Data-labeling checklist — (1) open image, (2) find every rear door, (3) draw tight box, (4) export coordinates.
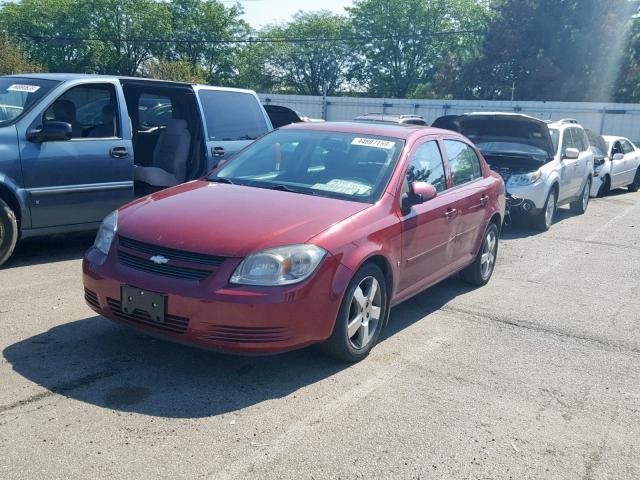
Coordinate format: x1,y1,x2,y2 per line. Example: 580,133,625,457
18,80,134,228
195,87,272,170
398,137,458,294
442,139,492,264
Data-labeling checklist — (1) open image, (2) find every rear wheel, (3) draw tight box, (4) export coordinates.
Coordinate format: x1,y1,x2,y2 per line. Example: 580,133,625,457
460,222,499,286
629,168,640,192
533,189,556,231
570,178,591,215
322,263,388,363
0,198,18,267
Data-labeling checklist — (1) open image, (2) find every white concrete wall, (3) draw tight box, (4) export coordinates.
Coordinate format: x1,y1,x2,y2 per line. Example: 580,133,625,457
259,93,640,142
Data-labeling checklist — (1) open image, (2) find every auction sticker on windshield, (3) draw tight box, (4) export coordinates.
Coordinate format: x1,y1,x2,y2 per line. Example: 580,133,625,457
7,84,41,93
312,179,372,196
351,137,395,150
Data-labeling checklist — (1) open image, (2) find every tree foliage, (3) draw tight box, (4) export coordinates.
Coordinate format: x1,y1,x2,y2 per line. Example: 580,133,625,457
0,33,42,74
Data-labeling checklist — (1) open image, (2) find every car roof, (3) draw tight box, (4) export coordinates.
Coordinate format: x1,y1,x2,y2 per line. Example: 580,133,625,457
280,121,454,140
459,112,543,122
602,135,628,142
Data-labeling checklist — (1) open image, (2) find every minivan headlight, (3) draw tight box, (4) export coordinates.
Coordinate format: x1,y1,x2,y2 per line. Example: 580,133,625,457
508,170,542,186
230,244,326,286
94,210,118,255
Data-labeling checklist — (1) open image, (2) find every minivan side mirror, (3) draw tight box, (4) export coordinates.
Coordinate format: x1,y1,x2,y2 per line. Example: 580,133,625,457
612,153,625,161
27,121,72,143
402,181,437,212
563,147,580,160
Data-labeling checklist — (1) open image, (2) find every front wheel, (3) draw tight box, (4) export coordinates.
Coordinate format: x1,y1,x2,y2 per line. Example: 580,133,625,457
629,168,640,192
322,263,388,363
0,198,18,267
532,189,556,231
570,178,591,215
460,222,499,286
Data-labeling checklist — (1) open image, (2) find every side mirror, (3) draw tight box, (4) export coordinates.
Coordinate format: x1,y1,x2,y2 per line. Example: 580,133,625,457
27,121,72,143
402,181,437,212
563,147,579,160
612,153,624,161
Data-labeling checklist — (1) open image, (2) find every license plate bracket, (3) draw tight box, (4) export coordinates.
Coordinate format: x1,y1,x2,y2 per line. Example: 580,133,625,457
120,285,166,323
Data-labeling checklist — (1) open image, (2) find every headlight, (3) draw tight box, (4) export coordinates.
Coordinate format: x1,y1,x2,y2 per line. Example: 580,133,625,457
230,244,326,286
508,170,542,187
94,210,117,255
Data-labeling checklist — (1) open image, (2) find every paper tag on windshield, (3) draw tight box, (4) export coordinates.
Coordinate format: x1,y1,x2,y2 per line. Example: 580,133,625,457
312,179,372,196
7,84,40,93
351,137,395,150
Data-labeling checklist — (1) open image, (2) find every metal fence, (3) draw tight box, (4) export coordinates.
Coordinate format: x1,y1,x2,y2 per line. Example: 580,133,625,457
258,93,640,142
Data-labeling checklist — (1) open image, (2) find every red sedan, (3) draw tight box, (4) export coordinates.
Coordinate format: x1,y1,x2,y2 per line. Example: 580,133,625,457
83,122,505,362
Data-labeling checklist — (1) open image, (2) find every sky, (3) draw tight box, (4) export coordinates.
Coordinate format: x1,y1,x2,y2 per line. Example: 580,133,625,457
234,0,354,28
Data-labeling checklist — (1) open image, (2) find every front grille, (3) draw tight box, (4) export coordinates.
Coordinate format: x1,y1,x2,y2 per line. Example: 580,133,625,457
119,250,212,281
107,298,189,334
84,288,100,309
204,325,290,344
119,236,225,266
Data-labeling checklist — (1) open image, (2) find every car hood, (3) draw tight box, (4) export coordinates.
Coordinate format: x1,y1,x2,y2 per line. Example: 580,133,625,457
117,180,370,257
436,114,556,158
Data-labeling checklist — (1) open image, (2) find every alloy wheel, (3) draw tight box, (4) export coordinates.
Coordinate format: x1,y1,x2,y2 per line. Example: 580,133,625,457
545,192,556,229
480,229,497,280
347,276,382,350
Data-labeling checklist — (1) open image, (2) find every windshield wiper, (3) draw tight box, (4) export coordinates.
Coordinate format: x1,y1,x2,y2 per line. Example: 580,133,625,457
207,177,235,184
264,184,318,196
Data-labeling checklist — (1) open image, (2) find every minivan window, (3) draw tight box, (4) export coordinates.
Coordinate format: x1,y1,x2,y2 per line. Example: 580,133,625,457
198,90,268,141
444,140,482,186
0,77,59,126
213,130,403,203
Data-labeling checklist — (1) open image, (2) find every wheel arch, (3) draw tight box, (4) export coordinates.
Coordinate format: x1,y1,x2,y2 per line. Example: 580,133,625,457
0,179,26,228
352,253,395,327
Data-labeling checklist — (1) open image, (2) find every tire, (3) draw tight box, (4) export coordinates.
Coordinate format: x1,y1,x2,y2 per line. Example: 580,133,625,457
598,175,611,197
532,189,556,231
460,222,499,286
570,178,591,215
629,168,640,192
322,263,388,363
0,198,18,267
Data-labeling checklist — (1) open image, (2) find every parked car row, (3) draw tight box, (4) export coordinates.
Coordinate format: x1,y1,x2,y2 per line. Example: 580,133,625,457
2,74,639,363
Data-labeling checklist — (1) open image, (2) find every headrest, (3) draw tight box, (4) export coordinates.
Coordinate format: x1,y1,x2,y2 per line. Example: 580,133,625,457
166,118,188,132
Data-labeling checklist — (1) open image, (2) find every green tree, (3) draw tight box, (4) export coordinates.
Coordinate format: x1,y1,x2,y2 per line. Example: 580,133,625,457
615,15,640,102
347,0,489,98
460,0,638,101
257,11,354,95
144,59,210,83
0,33,43,74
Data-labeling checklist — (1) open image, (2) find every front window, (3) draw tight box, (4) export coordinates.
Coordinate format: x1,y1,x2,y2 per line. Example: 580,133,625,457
212,130,404,203
0,77,59,126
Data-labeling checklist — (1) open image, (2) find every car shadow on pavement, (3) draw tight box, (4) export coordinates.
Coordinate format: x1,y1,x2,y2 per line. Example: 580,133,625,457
501,207,575,240
4,232,94,269
2,278,472,419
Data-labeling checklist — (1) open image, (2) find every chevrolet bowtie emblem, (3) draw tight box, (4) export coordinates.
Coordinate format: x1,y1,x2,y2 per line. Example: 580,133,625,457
150,255,169,265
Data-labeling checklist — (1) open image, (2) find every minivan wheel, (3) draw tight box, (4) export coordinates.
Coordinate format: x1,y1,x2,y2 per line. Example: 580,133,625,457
0,198,18,267
460,222,499,286
570,178,591,215
322,263,388,363
533,189,556,231
629,168,640,192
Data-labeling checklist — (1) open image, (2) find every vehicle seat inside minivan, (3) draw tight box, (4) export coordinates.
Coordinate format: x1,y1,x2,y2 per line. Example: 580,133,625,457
134,118,192,187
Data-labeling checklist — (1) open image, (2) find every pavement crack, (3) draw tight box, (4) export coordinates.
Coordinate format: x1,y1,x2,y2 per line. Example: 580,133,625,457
439,304,640,355
0,368,120,414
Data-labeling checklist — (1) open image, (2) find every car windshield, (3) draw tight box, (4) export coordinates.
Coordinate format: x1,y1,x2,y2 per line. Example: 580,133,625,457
549,128,560,153
0,77,59,126
211,129,404,203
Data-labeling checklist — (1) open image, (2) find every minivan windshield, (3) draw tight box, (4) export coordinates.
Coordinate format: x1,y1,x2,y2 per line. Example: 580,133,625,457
211,130,404,203
0,77,59,126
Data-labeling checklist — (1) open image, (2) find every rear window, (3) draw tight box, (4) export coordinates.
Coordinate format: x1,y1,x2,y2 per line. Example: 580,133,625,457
198,90,268,141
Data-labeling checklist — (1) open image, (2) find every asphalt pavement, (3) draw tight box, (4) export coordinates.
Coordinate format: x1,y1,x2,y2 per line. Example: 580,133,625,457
1,189,639,479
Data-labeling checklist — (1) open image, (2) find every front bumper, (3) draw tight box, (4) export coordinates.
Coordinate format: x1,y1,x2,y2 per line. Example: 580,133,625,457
83,247,353,355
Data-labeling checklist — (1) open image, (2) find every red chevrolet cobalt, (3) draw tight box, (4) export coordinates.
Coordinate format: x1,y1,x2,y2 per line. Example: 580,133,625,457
83,122,505,362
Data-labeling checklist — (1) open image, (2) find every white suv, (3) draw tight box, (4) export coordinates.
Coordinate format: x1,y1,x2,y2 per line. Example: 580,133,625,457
432,114,594,230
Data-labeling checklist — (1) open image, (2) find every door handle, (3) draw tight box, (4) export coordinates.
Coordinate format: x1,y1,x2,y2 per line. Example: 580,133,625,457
445,208,458,220
212,146,225,157
110,146,129,158
480,195,489,207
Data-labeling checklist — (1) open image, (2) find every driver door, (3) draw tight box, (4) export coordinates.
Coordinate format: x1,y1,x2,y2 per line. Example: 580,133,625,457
609,141,627,188
18,81,134,228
